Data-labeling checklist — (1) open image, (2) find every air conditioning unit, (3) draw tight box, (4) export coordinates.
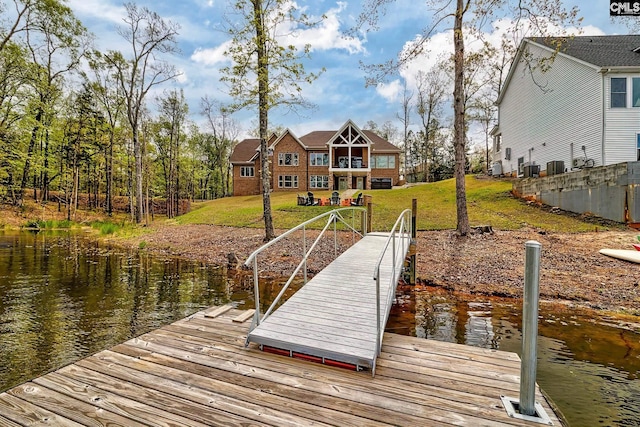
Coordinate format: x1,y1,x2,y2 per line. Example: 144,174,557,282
523,164,540,178
505,147,511,160
546,161,565,176
519,161,528,174
573,158,585,168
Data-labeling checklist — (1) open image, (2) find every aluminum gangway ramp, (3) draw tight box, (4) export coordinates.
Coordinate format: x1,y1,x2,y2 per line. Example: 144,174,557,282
245,209,412,374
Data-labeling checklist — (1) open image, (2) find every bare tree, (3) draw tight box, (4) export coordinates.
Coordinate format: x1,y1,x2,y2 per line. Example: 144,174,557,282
222,0,323,241
200,96,239,197
396,80,412,180
155,89,187,218
356,0,581,235
415,66,447,182
84,51,126,216
106,3,180,223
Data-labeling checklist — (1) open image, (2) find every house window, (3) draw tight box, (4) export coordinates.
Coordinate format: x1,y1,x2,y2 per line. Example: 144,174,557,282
310,175,328,189
633,78,640,107
309,153,328,166
240,166,254,177
278,175,298,188
278,153,299,166
372,155,395,169
611,77,627,108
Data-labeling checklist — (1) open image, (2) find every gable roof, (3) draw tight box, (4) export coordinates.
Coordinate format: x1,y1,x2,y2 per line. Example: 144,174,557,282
230,122,401,163
269,129,306,150
529,35,640,68
299,131,335,148
229,138,260,164
497,35,640,105
298,129,400,152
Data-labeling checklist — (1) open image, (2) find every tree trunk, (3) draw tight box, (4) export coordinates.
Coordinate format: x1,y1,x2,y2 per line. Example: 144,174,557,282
42,128,50,202
106,137,113,216
255,0,275,241
19,108,42,205
133,127,143,223
453,0,470,236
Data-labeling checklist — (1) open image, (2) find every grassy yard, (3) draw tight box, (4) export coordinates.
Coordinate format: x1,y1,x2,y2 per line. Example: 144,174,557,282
175,176,613,233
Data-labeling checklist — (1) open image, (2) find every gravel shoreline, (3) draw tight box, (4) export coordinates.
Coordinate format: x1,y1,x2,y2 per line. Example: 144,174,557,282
117,224,640,315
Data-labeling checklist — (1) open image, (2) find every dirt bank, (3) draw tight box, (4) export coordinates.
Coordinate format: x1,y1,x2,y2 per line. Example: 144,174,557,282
118,223,640,315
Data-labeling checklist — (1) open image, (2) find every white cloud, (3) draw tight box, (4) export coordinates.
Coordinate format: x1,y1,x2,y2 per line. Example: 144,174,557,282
191,40,233,66
67,0,124,24
376,79,403,103
284,2,365,54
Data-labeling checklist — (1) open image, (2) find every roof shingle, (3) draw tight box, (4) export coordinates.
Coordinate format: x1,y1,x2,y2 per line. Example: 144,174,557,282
529,35,640,68
229,139,260,164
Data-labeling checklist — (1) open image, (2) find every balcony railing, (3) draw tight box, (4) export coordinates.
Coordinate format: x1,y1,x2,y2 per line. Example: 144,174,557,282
333,157,367,169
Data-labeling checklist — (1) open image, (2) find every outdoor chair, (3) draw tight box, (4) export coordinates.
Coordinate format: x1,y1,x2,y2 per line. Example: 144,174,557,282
350,193,363,206
330,191,340,205
306,192,319,206
297,194,307,205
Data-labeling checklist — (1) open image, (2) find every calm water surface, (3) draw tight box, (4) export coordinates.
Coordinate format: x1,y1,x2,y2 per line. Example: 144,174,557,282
387,291,640,427
0,231,233,392
1,231,639,426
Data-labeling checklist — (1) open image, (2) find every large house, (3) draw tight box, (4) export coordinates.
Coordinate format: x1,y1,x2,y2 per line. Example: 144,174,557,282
230,120,401,196
492,35,640,177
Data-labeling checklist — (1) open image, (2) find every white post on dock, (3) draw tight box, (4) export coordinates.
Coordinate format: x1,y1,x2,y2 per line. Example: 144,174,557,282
520,240,541,416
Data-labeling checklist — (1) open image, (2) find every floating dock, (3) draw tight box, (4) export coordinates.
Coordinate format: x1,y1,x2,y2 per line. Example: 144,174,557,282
0,306,563,426
247,232,409,372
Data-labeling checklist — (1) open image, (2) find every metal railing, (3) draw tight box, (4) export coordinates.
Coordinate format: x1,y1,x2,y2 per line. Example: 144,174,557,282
244,207,367,340
373,208,412,356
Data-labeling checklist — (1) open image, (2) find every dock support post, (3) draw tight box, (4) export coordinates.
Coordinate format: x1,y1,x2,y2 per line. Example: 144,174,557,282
409,199,417,285
521,240,541,416
365,195,373,233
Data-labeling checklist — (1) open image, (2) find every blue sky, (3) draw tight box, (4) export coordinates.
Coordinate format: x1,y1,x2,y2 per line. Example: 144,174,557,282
66,0,634,142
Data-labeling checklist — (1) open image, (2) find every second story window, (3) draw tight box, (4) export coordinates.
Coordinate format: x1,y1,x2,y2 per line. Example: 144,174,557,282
278,152,299,166
309,153,328,166
611,77,627,108
372,155,396,169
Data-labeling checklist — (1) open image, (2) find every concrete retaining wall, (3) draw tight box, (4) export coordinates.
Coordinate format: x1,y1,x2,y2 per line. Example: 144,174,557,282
513,162,640,224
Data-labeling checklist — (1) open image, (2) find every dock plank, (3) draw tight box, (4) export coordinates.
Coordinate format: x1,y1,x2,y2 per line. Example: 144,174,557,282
8,381,147,427
0,305,563,427
0,393,85,426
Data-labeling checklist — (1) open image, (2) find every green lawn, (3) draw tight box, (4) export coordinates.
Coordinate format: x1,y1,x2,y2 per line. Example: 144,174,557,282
175,176,613,233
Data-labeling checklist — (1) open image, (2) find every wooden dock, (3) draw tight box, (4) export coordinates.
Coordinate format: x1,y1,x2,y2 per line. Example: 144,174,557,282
247,232,410,371
0,306,563,426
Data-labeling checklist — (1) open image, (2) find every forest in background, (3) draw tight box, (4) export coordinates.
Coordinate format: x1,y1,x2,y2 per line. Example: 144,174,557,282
0,2,238,224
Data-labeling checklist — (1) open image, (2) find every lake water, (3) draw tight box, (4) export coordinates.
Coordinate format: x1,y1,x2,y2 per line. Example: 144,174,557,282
388,290,640,426
0,231,639,426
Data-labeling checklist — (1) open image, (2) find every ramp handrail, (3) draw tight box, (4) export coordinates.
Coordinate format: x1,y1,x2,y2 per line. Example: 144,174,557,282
244,207,367,338
373,208,412,358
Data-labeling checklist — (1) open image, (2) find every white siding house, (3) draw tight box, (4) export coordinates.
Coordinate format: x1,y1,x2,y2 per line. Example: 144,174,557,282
492,35,640,177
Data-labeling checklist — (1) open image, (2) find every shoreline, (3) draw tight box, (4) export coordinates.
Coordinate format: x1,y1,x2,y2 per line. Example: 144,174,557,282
112,223,640,317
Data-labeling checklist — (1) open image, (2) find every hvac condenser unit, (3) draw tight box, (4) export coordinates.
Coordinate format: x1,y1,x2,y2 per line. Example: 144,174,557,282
523,164,540,178
546,161,565,176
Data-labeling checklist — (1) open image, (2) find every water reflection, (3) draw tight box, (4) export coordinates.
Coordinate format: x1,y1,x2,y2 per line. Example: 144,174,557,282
0,231,231,392
388,290,640,427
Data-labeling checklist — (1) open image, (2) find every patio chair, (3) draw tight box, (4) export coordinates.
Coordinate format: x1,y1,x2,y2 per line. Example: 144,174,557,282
297,194,307,205
330,191,340,205
306,192,319,206
350,193,363,206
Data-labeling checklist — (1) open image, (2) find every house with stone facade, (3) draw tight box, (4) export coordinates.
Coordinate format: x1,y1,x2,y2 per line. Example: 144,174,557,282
230,120,401,196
